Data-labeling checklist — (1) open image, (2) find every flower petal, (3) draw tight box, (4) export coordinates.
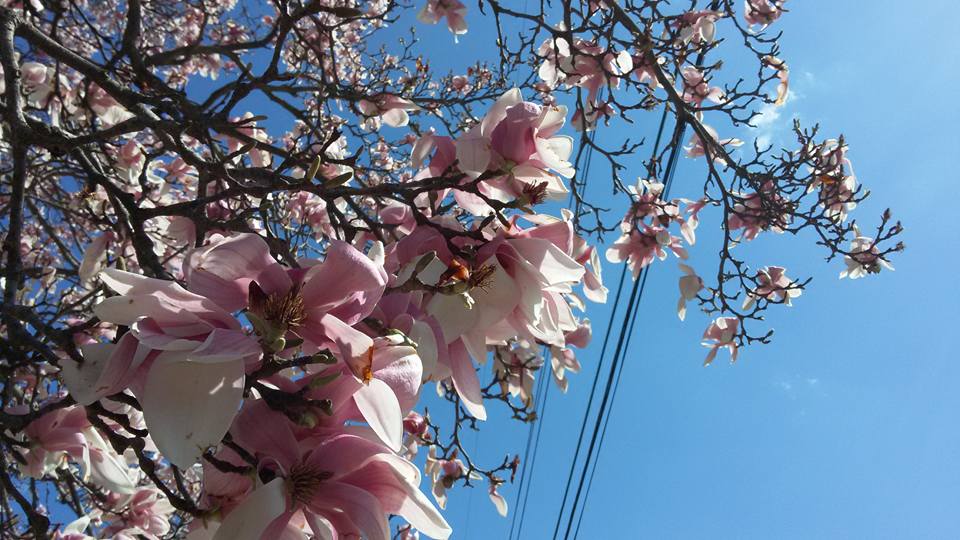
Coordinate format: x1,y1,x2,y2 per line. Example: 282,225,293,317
353,378,403,452
141,355,245,468
213,479,290,540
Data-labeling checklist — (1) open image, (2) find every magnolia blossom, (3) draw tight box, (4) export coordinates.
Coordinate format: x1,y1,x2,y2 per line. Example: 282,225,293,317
417,0,468,36
424,446,478,510
631,52,663,89
78,231,114,286
762,55,790,106
677,263,703,321
807,139,858,221
674,10,723,44
102,488,176,538
606,224,688,278
744,266,801,309
210,401,451,540
454,89,574,214
424,229,586,419
67,273,261,468
17,405,135,494
702,317,740,365
537,37,633,103
840,228,894,279
22,62,55,107
685,124,743,162
224,112,271,168
744,0,785,26
359,94,421,128
728,182,792,242
681,67,724,106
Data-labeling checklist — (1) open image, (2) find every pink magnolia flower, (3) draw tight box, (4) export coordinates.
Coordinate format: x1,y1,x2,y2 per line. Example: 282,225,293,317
606,224,688,278
681,67,725,106
184,233,387,365
488,482,509,517
685,124,743,162
224,112,271,168
677,263,703,321
424,446,477,510
674,10,723,44
102,488,175,538
744,266,801,309
78,231,114,286
20,406,88,479
18,405,135,494
493,341,542,407
840,227,894,279
762,55,789,105
69,270,261,468
417,0,468,36
454,89,574,214
296,335,424,451
728,181,792,241
21,62,54,107
571,100,615,132
425,230,586,419
85,84,133,127
536,38,632,103
287,192,335,240
631,52,663,89
745,0,785,27
358,94,421,128
550,346,582,393
702,317,740,365
114,139,145,184
211,401,451,540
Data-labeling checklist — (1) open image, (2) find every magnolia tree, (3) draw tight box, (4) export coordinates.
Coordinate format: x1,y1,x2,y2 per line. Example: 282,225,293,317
0,0,901,538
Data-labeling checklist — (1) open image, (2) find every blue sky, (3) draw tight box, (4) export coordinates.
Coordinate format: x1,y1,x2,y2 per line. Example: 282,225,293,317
415,2,960,539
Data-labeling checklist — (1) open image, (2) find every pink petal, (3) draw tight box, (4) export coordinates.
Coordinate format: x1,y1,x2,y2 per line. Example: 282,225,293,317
353,378,403,451
301,240,387,325
446,340,486,420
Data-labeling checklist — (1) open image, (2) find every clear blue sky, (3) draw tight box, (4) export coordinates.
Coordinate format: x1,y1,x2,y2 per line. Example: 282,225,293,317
412,2,960,539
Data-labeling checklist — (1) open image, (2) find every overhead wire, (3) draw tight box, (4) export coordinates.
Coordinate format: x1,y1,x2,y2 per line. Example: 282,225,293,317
571,118,688,539
550,100,674,540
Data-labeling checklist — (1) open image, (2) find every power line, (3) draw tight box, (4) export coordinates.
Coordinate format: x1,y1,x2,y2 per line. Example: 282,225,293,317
571,120,687,538
550,102,674,540
510,351,552,540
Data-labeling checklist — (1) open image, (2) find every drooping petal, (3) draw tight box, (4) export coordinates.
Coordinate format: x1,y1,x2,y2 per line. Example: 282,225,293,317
141,355,245,468
303,313,374,371
353,378,403,452
338,456,452,539
78,232,113,286
454,127,491,179
508,238,585,287
301,240,387,324
305,482,390,540
213,480,290,540
446,340,486,420
409,321,438,381
61,343,114,406
231,400,300,473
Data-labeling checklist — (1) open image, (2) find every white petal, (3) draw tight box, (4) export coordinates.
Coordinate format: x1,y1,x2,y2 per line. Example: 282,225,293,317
353,378,404,451
409,321,439,380
62,343,113,406
141,356,245,468
213,479,288,540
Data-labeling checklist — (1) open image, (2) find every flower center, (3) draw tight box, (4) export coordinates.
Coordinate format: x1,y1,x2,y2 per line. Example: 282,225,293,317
288,463,332,505
249,282,307,331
